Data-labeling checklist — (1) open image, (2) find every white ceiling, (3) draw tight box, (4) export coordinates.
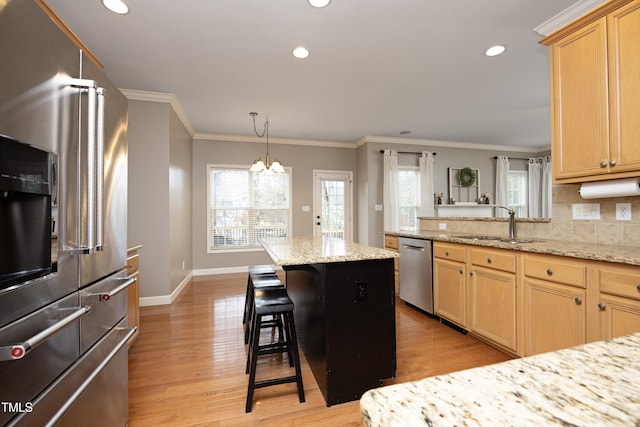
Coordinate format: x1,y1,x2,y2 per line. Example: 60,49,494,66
46,0,592,148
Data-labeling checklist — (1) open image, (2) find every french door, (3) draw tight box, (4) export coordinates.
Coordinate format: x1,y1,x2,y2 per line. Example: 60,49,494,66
313,171,353,241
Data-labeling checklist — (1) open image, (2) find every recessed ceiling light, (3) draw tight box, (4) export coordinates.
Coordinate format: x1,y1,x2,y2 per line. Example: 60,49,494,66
293,47,310,59
102,0,129,14
399,131,411,135
485,44,506,57
308,0,331,7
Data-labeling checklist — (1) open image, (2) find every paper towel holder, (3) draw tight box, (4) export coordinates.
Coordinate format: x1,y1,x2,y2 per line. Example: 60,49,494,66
579,177,640,199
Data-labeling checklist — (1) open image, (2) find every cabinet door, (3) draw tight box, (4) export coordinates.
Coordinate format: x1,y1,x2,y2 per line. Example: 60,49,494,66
525,279,586,356
607,0,640,173
433,258,466,327
468,267,517,352
598,294,640,340
550,18,609,181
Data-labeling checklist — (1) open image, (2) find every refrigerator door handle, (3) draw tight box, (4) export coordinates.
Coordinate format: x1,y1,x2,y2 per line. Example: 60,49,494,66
0,306,91,361
97,277,136,302
67,78,99,255
96,87,105,251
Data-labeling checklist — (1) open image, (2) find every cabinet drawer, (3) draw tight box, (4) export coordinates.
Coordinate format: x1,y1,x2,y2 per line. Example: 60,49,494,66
126,254,140,276
599,264,640,300
524,255,586,288
384,235,399,251
434,242,466,262
471,248,517,273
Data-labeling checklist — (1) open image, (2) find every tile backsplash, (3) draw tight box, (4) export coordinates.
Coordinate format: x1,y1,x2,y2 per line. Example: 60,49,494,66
419,183,640,247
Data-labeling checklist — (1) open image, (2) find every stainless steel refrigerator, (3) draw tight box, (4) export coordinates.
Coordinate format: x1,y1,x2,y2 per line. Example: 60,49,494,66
0,1,134,425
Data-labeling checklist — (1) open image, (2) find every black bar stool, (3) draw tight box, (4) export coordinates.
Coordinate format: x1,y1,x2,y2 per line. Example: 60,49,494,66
244,274,285,344
243,265,276,325
245,287,305,413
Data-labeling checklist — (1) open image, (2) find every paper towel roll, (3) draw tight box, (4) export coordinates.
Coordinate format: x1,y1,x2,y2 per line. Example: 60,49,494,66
579,177,640,199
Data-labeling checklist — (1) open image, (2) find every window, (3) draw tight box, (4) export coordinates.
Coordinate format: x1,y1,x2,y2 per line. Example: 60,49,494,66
398,167,420,231
507,170,528,218
207,166,291,252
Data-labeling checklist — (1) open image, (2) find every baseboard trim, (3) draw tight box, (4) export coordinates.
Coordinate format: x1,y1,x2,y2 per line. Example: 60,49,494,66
139,266,282,306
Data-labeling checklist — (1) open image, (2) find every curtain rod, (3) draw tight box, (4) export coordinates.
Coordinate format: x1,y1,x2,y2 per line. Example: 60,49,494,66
379,150,436,155
493,156,529,161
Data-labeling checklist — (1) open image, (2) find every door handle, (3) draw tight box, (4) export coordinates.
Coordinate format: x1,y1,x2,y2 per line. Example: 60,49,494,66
402,244,425,251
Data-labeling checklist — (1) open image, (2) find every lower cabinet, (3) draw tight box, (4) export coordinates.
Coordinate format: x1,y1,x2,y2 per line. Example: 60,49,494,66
432,240,640,357
597,262,640,340
434,257,467,327
598,294,640,339
433,242,467,328
384,234,400,294
469,266,517,353
127,245,141,347
524,279,586,355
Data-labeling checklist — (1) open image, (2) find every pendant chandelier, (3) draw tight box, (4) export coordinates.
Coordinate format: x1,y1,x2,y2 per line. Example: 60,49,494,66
249,112,285,173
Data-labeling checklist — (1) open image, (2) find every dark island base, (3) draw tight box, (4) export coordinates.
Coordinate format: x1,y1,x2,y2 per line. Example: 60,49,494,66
284,258,396,406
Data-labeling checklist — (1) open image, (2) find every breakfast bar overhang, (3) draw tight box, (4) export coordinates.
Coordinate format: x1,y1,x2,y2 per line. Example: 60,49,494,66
260,236,399,406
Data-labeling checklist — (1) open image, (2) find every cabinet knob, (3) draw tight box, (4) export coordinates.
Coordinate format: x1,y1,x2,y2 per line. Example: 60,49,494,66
445,251,449,256
610,160,617,167
600,161,607,168
636,284,640,292
546,268,553,276
459,269,463,274
469,271,474,276
487,258,492,264
598,303,606,311
575,297,582,305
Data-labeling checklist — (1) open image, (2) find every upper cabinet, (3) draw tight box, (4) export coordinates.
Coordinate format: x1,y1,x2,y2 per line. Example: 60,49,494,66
541,0,640,184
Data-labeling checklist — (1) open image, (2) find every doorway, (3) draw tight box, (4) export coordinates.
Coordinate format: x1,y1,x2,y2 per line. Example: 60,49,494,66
313,171,353,241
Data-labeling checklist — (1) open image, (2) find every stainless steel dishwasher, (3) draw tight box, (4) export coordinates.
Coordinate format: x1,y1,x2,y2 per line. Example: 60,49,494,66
398,237,433,314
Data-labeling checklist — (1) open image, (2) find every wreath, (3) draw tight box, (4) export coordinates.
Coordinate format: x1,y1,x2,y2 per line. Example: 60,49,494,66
459,167,475,187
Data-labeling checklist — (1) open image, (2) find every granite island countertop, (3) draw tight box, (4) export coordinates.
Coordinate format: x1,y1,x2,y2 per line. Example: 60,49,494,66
386,229,640,266
360,332,640,426
260,236,399,266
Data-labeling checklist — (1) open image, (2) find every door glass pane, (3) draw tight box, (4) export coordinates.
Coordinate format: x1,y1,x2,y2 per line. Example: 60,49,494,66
321,180,345,239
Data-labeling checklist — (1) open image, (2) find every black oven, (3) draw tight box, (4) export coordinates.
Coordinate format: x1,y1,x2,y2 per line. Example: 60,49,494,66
0,134,57,291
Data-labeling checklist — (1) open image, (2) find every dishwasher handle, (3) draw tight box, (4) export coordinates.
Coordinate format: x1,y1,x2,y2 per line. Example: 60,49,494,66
402,244,426,251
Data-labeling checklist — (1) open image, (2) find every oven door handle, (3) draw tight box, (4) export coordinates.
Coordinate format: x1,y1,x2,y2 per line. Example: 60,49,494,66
0,306,91,361
98,277,137,302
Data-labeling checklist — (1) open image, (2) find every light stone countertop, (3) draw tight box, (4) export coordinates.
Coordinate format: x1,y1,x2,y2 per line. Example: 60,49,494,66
360,332,640,427
260,236,399,266
386,229,640,266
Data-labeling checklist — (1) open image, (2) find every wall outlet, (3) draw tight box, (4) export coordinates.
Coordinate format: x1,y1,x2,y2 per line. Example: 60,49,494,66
375,204,383,212
182,260,185,270
616,203,632,221
301,205,310,212
439,223,447,230
572,203,600,220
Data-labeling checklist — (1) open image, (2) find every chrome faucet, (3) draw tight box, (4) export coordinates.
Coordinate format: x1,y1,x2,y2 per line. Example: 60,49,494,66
496,206,516,239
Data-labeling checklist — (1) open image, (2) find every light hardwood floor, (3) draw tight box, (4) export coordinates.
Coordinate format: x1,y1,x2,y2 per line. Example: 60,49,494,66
128,273,512,426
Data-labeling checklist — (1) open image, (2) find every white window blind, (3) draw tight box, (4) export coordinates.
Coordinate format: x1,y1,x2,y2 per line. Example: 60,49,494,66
207,166,291,251
398,167,420,231
507,170,528,218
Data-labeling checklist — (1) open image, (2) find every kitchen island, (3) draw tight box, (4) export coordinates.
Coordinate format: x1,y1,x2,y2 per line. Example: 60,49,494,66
260,236,399,406
360,332,640,426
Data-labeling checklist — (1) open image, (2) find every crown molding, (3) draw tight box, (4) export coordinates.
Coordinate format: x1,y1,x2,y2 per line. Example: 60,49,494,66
120,88,195,137
359,136,544,153
193,132,356,149
533,0,607,37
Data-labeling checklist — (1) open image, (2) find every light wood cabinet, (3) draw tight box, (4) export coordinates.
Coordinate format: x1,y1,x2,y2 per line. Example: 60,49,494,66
596,262,640,340
433,242,467,328
523,254,587,355
468,248,517,353
383,234,400,294
127,245,141,346
542,0,640,183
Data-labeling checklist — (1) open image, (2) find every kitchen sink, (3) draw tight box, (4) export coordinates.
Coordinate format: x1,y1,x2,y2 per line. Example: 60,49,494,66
457,235,503,241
